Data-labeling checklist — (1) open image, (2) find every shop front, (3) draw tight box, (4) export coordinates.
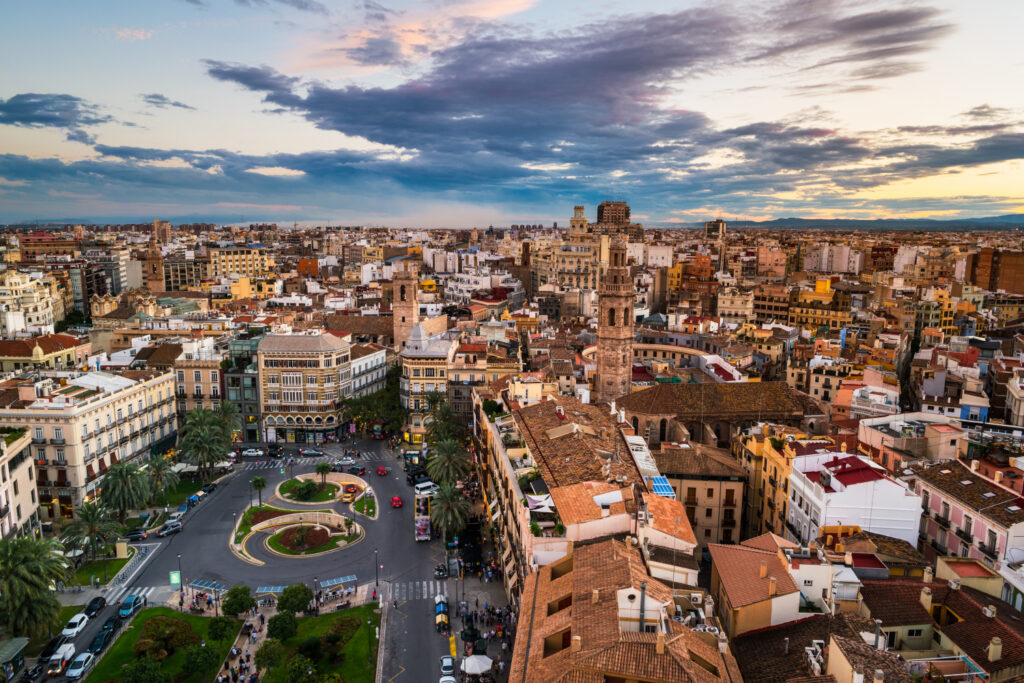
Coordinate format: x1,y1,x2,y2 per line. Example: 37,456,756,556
264,415,340,445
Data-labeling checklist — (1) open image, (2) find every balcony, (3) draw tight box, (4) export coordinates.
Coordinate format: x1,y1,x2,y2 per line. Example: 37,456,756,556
723,498,737,507
978,543,999,560
766,499,776,510
722,518,737,528
0,504,9,519
49,437,65,445
116,417,126,425
684,497,698,506
32,434,45,444
769,476,777,488
934,515,951,530
930,539,948,555
954,527,973,544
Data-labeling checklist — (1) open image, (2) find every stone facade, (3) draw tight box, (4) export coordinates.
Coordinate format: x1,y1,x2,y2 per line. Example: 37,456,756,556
392,261,419,351
594,238,635,404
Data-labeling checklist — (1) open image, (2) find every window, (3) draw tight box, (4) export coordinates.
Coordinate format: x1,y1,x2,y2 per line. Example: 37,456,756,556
53,427,62,441
705,508,712,518
307,375,317,385
177,371,185,382
707,488,714,498
55,448,64,463
907,629,923,638
211,370,219,382
34,427,43,441
704,528,711,538
116,408,123,421
804,579,814,586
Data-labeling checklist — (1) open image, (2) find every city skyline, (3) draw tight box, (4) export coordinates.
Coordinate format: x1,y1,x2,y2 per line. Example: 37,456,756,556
2,0,1024,226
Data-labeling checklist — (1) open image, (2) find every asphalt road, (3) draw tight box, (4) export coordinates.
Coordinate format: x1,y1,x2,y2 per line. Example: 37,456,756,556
56,437,456,683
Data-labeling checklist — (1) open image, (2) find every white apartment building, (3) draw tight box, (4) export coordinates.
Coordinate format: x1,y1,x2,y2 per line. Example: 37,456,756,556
350,343,388,397
787,452,921,546
0,270,55,336
0,428,39,538
0,369,177,519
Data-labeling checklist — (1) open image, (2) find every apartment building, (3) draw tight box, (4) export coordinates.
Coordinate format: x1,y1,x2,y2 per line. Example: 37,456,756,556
173,341,225,419
350,343,388,397
0,334,91,373
399,324,455,443
0,369,176,518
208,245,273,279
0,270,55,336
716,287,754,324
225,334,262,443
0,428,39,538
258,332,352,445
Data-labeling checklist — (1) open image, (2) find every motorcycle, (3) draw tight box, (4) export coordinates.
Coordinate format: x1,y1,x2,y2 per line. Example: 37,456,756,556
434,564,449,579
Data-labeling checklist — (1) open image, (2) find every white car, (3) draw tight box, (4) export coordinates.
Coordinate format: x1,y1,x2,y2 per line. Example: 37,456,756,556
338,456,356,465
440,655,455,676
65,652,95,680
61,613,89,639
439,677,457,683
241,448,264,457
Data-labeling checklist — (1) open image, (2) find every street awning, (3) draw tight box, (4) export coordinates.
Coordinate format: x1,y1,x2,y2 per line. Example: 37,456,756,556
255,585,287,595
490,508,500,522
319,574,357,589
189,579,226,593
502,547,512,564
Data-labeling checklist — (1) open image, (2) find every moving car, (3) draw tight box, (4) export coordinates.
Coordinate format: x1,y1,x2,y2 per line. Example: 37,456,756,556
158,520,183,537
377,466,390,476
347,465,366,476
298,448,324,456
119,595,144,618
61,613,89,639
242,448,264,457
101,615,122,632
439,678,457,683
414,481,440,497
337,456,356,466
46,644,75,676
88,628,114,654
84,596,106,618
17,662,44,682
124,528,147,542
267,444,283,457
38,635,68,662
440,655,455,676
344,484,360,494
341,491,355,503
201,482,218,493
391,496,403,508
65,652,95,680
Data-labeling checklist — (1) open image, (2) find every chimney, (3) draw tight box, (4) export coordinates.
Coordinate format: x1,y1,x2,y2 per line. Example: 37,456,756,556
570,635,582,653
873,670,885,683
591,589,599,604
996,471,1005,484
971,459,980,471
845,551,854,566
759,561,768,578
784,637,790,654
984,604,998,618
919,587,932,613
923,566,934,584
853,666,865,683
717,633,728,654
656,632,666,655
16,383,36,403
768,577,777,597
873,619,883,648
949,578,961,591
989,636,1002,662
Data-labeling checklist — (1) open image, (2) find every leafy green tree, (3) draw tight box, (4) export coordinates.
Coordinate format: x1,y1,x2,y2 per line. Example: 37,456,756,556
277,583,313,615
429,484,471,541
221,584,256,617
267,611,297,641
0,537,69,638
284,654,315,683
102,463,151,523
426,439,470,486
122,656,170,683
251,476,267,507
217,400,241,440
426,401,465,445
255,639,285,671
61,501,122,561
179,409,229,478
316,461,332,487
207,616,239,643
145,455,180,505
181,643,218,677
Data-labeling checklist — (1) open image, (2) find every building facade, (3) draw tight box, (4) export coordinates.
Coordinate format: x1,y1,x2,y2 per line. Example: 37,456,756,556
0,428,39,538
594,238,635,404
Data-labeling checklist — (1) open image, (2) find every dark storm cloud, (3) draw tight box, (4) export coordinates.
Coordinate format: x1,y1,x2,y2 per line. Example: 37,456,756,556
140,93,196,110
0,92,112,144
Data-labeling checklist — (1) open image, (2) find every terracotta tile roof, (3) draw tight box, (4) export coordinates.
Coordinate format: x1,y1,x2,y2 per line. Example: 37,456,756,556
741,533,800,553
617,381,824,420
548,481,634,526
0,333,87,357
911,460,1024,527
830,633,913,681
324,314,394,338
509,538,739,683
644,493,698,545
136,343,183,367
730,614,869,683
655,443,747,480
350,342,386,359
827,530,928,569
709,542,800,608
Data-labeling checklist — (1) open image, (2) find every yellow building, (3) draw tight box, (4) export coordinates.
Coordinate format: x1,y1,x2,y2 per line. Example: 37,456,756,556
208,246,273,279
399,324,455,443
0,334,91,373
788,279,853,331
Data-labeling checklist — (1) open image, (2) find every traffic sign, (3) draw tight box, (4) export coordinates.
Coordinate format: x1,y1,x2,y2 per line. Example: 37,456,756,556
169,570,181,587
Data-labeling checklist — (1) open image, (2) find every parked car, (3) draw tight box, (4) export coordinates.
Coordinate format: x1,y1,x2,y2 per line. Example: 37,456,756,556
440,655,455,676
88,629,114,655
119,595,145,618
65,652,95,680
201,482,218,493
46,644,76,676
61,613,89,639
414,481,440,497
84,596,106,618
267,444,283,457
391,496,403,508
242,448,264,457
298,448,325,456
101,615,122,632
347,466,366,476
158,520,183,537
38,635,68,662
124,528,147,542
406,468,426,485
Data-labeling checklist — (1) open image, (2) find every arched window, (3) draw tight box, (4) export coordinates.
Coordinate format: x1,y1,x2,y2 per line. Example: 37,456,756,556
400,284,407,302
624,307,630,325
631,416,639,433
608,307,616,327
659,418,667,442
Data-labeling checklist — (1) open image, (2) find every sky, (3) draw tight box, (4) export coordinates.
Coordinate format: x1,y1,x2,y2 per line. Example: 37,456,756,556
1,0,1023,226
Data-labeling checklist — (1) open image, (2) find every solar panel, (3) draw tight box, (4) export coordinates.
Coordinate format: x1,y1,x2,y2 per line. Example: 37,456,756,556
650,476,676,499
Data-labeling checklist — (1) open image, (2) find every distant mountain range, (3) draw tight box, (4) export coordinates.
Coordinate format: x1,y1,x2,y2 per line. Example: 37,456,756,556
651,214,1024,230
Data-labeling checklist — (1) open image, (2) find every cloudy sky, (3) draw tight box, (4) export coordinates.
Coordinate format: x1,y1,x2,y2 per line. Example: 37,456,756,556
1,0,1023,226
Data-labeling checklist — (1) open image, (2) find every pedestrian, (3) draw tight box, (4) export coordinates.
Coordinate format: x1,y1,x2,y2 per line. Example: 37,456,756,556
499,660,505,674
393,598,398,609
475,598,479,609
259,613,265,625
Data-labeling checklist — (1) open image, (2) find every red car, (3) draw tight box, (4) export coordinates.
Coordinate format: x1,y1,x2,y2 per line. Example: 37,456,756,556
344,484,360,494
377,466,390,476
391,496,403,508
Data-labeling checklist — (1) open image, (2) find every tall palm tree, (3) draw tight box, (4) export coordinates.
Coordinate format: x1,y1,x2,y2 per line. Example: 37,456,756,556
62,501,122,561
429,484,470,541
216,400,241,442
179,409,225,479
427,402,465,445
252,476,267,507
146,454,180,505
315,461,332,488
0,537,69,638
102,463,151,523
426,439,470,486
423,391,446,413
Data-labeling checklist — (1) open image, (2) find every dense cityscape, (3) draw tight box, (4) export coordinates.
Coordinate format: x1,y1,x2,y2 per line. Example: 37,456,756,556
3,0,1024,682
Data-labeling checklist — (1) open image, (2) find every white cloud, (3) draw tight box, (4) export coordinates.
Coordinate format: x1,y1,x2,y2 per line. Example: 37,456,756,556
244,166,307,177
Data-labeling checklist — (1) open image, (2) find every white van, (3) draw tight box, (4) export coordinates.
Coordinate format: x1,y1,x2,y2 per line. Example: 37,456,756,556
414,481,440,497
168,511,185,524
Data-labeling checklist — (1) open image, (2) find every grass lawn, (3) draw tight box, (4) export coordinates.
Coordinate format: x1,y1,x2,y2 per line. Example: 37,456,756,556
234,505,289,543
263,604,379,683
24,604,84,657
279,479,338,502
353,494,376,517
124,517,144,530
84,607,236,683
72,547,135,586
266,528,359,555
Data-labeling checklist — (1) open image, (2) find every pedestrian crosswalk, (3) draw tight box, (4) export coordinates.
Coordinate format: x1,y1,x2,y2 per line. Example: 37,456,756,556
392,579,450,602
107,584,159,604
237,452,380,470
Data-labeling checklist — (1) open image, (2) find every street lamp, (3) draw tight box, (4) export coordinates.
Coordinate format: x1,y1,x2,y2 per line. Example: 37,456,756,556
374,548,379,587
177,553,184,603
248,480,253,507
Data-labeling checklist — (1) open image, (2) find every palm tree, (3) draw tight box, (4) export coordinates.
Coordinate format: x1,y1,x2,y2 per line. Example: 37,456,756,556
315,461,331,488
179,409,226,479
0,537,69,638
427,402,465,445
429,484,470,541
426,439,470,486
102,463,151,523
252,476,267,507
146,454,180,505
62,501,122,562
424,391,446,413
216,400,241,442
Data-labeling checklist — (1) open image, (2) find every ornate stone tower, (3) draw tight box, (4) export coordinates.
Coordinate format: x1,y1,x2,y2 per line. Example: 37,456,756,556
595,237,635,405
393,261,419,351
